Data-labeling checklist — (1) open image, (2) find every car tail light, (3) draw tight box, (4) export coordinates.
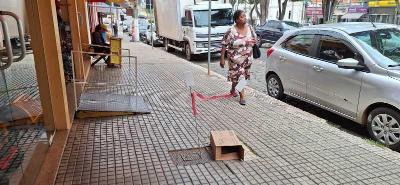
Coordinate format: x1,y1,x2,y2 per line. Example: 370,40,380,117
267,48,274,58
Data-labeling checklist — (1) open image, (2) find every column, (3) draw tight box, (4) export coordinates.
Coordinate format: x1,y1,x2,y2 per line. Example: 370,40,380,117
77,0,92,79
25,0,71,130
67,0,84,80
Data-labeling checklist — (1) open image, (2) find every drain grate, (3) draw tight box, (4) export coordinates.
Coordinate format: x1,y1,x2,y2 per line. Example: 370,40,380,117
169,147,213,166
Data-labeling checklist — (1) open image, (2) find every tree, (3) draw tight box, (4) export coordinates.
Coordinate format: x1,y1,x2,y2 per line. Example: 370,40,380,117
396,0,400,24
278,0,307,21
321,0,338,23
248,0,260,26
277,0,289,20
260,0,270,25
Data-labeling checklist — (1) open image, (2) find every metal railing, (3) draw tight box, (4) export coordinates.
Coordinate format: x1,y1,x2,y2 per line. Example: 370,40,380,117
0,11,26,70
70,50,138,111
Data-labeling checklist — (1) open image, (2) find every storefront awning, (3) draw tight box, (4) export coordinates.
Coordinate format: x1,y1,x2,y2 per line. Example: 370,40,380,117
341,13,365,19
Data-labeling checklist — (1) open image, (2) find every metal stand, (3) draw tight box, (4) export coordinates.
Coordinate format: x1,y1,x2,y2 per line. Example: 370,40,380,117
190,86,201,149
70,50,146,115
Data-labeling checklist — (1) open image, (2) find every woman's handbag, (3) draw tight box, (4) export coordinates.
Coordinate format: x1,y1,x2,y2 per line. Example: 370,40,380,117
249,26,261,59
253,44,261,59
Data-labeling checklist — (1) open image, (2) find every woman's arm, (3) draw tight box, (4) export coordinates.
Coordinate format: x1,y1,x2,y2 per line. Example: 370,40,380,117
220,46,226,68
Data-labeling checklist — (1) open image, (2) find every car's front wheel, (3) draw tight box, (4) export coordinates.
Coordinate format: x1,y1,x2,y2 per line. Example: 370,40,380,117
266,74,284,100
368,107,400,150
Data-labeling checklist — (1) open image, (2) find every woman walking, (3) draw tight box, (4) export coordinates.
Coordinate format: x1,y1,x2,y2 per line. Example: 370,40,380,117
220,10,256,105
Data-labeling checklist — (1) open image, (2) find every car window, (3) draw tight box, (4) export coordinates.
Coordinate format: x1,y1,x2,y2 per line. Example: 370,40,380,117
282,34,315,56
283,21,301,28
352,31,372,46
376,29,400,62
318,36,357,63
352,28,400,66
265,21,278,28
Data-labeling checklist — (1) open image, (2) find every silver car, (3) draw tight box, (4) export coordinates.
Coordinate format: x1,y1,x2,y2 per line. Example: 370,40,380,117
265,22,400,150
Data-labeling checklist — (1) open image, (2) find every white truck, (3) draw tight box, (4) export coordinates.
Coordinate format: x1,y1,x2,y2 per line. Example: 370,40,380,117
154,0,233,60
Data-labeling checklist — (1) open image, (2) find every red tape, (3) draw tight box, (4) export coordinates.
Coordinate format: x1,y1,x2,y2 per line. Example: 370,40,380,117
191,92,233,117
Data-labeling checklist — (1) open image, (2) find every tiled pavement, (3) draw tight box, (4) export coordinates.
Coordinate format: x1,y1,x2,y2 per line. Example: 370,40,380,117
55,41,400,185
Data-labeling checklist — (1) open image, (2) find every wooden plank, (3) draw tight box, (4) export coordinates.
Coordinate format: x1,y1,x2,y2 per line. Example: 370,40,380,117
76,110,137,119
34,130,69,185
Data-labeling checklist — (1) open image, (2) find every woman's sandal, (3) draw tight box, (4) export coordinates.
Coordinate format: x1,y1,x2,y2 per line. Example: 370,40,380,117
239,99,246,106
230,90,238,97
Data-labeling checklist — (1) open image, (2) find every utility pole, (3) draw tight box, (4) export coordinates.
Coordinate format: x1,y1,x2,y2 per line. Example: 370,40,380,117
150,0,154,49
207,0,211,76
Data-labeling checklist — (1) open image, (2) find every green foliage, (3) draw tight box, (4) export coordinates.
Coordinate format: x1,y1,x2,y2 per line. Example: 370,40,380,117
365,139,385,148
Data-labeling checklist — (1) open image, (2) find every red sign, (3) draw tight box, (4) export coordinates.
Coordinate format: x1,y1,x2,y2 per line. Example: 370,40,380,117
306,7,323,16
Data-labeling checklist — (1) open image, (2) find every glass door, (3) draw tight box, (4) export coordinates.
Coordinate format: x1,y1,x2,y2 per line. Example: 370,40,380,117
1,6,50,184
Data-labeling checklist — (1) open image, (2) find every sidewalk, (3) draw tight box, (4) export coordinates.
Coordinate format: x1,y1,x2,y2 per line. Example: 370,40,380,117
55,41,400,185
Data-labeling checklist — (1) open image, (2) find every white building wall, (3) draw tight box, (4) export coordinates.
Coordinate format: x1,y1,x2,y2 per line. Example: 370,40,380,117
235,1,305,26
267,1,305,23
0,0,27,48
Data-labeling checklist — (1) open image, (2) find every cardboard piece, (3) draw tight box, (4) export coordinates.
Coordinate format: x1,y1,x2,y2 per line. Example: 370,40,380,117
210,130,244,161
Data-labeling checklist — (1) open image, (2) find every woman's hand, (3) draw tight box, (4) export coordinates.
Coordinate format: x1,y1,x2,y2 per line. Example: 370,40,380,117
220,46,226,68
246,38,256,46
220,58,225,68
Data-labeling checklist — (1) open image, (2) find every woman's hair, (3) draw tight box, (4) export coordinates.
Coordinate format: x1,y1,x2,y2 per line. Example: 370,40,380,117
233,10,245,23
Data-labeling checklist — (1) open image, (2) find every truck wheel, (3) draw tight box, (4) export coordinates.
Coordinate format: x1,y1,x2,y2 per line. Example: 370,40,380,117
368,107,400,150
185,43,194,61
164,39,175,52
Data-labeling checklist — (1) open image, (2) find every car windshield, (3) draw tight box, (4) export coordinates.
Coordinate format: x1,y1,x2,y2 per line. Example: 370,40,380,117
352,28,400,67
193,9,233,27
283,21,301,28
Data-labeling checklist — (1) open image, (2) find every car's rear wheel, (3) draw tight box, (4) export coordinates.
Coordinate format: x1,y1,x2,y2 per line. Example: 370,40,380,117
266,74,284,100
368,107,400,150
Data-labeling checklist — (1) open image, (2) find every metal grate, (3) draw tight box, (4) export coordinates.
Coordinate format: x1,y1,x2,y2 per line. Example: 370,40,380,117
168,147,213,166
78,92,151,113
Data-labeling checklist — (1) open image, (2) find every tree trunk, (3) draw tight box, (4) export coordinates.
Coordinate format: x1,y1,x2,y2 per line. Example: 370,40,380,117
278,0,288,20
260,0,269,25
229,0,237,11
396,0,400,24
255,2,261,21
250,3,256,26
278,0,282,20
322,0,337,23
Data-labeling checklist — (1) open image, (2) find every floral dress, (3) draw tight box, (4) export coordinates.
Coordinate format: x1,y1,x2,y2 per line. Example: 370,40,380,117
221,24,256,83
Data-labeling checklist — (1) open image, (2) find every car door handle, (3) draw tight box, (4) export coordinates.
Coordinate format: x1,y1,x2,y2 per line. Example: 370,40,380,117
279,56,287,62
313,65,324,72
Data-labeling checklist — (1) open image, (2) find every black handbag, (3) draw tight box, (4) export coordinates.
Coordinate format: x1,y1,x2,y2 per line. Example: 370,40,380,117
253,45,261,59
249,26,261,59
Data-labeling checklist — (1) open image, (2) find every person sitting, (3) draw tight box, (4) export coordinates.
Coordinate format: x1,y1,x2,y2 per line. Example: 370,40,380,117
91,24,114,67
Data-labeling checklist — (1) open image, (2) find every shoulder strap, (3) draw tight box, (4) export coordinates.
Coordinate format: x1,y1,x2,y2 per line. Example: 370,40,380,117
248,25,256,38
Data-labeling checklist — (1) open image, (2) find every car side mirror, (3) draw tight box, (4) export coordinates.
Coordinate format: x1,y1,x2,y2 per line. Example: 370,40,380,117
337,58,366,71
